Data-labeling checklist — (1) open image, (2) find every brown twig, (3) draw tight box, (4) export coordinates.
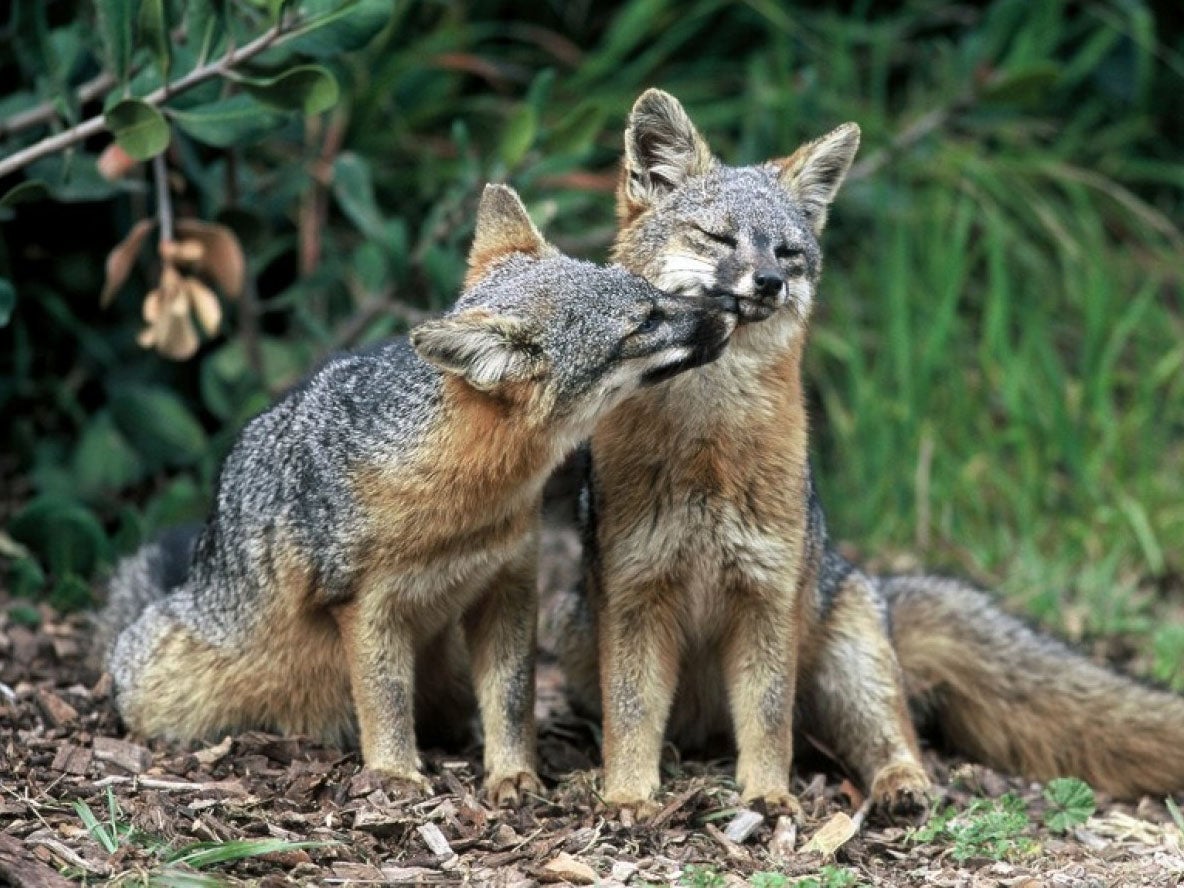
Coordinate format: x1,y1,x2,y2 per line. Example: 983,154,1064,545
152,154,174,244
0,71,118,141
0,23,286,179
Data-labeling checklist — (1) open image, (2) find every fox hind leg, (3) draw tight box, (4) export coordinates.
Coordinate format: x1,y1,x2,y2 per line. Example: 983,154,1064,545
800,566,931,815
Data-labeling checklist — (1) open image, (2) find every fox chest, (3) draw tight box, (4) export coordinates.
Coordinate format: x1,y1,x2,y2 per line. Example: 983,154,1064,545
598,486,802,633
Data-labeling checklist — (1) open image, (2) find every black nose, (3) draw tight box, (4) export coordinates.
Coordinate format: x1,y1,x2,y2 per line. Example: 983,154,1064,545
753,271,784,298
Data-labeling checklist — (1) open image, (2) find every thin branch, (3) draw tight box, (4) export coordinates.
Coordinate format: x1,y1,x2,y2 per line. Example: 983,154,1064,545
152,154,174,243
0,71,118,140
0,23,284,180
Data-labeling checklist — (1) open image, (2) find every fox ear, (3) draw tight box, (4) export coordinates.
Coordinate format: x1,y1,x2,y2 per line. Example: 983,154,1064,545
620,89,714,216
466,184,555,287
411,309,543,391
774,122,861,235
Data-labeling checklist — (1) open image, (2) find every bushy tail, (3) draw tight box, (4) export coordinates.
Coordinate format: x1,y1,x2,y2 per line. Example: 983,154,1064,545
883,575,1184,799
92,524,200,667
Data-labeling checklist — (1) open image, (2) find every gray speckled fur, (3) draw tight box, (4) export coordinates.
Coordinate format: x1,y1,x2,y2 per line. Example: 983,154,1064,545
98,246,736,737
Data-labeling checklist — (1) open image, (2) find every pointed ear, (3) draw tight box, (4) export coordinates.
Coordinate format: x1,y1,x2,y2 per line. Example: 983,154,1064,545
773,122,861,235
466,184,555,287
619,89,714,217
411,309,543,391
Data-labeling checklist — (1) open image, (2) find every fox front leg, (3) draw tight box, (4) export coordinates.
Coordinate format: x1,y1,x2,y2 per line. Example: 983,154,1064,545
463,545,544,806
721,588,801,818
598,581,682,818
334,596,430,792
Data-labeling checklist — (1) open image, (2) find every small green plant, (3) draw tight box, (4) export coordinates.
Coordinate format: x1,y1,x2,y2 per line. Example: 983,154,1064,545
749,873,788,888
909,794,1036,862
1042,777,1096,833
680,864,727,888
73,789,330,884
794,866,861,888
1166,796,1184,838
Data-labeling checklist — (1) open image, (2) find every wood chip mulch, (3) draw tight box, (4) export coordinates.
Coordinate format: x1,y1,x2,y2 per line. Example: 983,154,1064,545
3,555,1184,886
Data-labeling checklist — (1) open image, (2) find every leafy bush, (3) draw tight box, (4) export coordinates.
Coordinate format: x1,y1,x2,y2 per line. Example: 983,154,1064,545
1,0,1181,662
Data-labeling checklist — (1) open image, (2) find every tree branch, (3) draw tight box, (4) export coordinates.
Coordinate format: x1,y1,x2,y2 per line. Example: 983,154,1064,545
0,71,118,141
153,154,174,244
0,23,285,180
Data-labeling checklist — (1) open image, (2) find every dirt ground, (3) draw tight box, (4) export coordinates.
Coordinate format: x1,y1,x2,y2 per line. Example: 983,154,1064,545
3,529,1184,887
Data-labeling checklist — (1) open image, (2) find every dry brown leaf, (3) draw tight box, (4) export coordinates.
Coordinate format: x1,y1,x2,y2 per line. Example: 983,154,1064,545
176,219,246,298
161,239,206,264
188,279,222,335
541,852,597,884
142,290,161,324
801,811,858,857
101,219,156,307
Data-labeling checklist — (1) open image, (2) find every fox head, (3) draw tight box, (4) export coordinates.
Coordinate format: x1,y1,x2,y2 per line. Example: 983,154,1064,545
614,88,859,335
411,184,738,435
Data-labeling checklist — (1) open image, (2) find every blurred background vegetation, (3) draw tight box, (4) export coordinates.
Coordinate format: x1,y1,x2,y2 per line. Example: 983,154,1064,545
1,0,1182,684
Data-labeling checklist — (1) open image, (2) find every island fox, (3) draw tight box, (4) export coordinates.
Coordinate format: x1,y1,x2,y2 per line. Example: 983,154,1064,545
96,183,739,804
559,88,1184,814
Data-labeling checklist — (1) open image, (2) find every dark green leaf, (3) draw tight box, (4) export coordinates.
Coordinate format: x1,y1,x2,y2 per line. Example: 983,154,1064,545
0,180,51,209
6,556,47,599
979,63,1062,107
138,0,172,80
52,573,94,611
169,839,329,868
143,476,208,531
200,338,307,421
233,65,340,115
105,99,171,161
8,496,111,577
1042,778,1095,833
0,279,14,327
548,102,606,156
109,386,209,469
499,106,537,168
332,152,385,241
187,0,227,67
168,95,290,147
7,601,43,627
72,411,144,498
25,156,128,203
285,0,393,58
95,0,136,84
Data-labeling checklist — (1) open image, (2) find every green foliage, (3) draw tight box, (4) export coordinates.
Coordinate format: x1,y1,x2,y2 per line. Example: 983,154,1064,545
748,867,860,888
105,98,171,160
909,794,1037,861
72,787,330,883
680,864,727,888
750,874,789,888
1042,777,1096,833
1166,796,1184,838
0,0,1181,657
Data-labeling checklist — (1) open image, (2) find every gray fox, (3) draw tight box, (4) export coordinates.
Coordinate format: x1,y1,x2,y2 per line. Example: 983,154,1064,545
559,88,1184,816
96,183,738,804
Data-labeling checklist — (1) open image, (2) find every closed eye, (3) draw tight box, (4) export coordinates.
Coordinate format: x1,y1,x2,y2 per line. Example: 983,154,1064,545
775,244,803,260
636,313,660,334
693,225,737,249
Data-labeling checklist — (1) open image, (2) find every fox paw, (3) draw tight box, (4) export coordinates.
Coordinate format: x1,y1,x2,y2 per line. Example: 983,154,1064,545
741,788,803,821
870,762,932,817
603,795,663,824
367,765,433,797
485,769,544,806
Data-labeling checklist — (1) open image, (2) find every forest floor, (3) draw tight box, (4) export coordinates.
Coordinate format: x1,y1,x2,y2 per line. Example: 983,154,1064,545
3,529,1184,887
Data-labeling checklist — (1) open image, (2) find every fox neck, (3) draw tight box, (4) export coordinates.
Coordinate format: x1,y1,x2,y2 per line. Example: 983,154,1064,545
434,377,567,506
